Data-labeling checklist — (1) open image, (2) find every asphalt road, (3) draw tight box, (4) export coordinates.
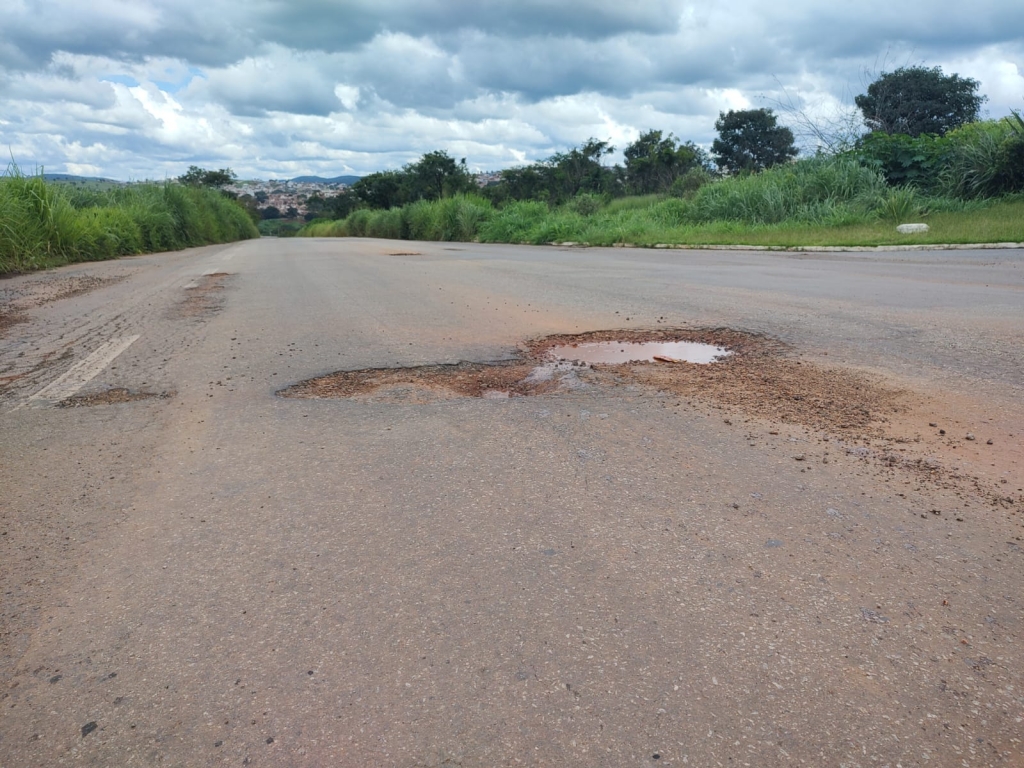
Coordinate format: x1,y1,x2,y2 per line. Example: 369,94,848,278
2,238,1022,767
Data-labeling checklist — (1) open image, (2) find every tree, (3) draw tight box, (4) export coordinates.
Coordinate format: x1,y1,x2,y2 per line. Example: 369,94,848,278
351,171,406,209
177,165,237,187
547,138,615,201
405,150,474,201
623,130,707,194
855,66,986,137
486,165,550,205
712,109,797,173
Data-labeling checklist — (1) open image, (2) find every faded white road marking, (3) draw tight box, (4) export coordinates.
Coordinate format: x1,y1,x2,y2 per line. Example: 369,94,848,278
202,269,218,275
223,252,235,261
29,335,141,402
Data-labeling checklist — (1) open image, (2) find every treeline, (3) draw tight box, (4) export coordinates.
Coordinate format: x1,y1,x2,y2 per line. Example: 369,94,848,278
1,166,259,274
301,110,1024,246
303,65,1023,244
342,133,716,213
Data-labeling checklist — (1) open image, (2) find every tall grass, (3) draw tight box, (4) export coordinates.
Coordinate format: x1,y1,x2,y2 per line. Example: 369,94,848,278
298,154,1024,248
301,195,493,242
1,165,259,274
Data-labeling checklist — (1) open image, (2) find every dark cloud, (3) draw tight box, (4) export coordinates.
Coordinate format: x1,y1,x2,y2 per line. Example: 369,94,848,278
1,0,1021,179
257,0,684,52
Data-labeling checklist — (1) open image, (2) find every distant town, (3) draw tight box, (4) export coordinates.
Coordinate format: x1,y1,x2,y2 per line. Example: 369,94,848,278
46,171,504,221
226,173,501,219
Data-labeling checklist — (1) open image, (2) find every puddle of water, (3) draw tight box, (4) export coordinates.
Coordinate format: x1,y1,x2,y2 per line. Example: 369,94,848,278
547,340,731,365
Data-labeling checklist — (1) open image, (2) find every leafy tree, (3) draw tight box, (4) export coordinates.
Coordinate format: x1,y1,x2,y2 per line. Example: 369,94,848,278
547,138,615,201
712,109,797,173
325,191,359,219
485,166,550,205
623,130,707,194
405,150,474,201
261,205,282,220
856,131,950,188
351,171,406,209
855,66,986,137
254,190,269,204
178,165,237,187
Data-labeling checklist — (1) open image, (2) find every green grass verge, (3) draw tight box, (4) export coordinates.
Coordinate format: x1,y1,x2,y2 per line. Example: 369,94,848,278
551,197,1024,248
1,166,260,274
298,156,1024,249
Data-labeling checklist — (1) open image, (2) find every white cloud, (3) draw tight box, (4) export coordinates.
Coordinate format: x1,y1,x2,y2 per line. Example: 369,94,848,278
1,0,1021,179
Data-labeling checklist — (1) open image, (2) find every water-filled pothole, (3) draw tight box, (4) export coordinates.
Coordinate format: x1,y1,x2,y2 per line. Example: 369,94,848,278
547,340,730,365
278,327,902,435
279,329,739,403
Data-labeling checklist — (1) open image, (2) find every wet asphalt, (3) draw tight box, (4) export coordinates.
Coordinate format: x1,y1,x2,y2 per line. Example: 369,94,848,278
1,238,1022,766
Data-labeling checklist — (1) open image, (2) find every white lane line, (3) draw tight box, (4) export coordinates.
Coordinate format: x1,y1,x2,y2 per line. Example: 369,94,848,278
183,281,199,289
223,252,235,261
29,335,141,402
202,269,218,275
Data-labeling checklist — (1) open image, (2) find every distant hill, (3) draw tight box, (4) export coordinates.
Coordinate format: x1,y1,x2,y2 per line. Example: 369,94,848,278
288,175,361,185
43,173,119,184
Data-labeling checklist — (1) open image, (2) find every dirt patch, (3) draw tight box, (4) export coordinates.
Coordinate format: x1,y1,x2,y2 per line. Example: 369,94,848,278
169,273,232,319
280,360,551,403
386,251,423,257
59,388,172,407
0,309,28,335
0,273,128,336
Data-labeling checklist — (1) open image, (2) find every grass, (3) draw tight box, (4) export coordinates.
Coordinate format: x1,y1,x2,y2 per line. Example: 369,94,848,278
298,156,1024,249
1,165,260,274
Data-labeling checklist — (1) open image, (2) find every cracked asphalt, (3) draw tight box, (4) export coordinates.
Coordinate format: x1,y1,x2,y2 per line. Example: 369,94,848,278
1,238,1022,767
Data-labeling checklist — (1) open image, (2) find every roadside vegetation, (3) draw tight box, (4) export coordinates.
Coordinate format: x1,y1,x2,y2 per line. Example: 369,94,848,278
1,164,259,274
301,66,1024,248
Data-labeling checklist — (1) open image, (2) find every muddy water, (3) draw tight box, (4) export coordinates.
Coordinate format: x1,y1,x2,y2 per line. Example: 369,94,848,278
547,340,731,365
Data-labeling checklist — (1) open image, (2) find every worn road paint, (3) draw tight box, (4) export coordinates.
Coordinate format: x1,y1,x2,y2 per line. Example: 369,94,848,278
29,335,141,403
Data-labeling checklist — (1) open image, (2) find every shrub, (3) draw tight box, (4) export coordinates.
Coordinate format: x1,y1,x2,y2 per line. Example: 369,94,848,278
874,185,924,223
670,167,712,198
937,120,1024,198
565,193,604,217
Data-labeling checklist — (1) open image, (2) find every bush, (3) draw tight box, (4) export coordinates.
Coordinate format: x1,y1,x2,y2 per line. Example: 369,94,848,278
366,208,403,239
670,167,712,198
345,209,374,237
937,120,1024,198
565,193,604,217
874,185,924,223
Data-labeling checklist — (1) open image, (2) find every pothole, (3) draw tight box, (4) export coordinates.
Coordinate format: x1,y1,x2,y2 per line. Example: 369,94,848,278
280,329,742,404
169,272,232,319
59,388,172,407
279,328,903,435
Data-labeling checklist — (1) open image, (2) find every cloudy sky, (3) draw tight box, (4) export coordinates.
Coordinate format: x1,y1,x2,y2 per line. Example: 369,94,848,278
2,0,1022,180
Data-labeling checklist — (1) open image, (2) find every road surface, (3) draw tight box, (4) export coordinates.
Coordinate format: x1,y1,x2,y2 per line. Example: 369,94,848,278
2,238,1022,766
